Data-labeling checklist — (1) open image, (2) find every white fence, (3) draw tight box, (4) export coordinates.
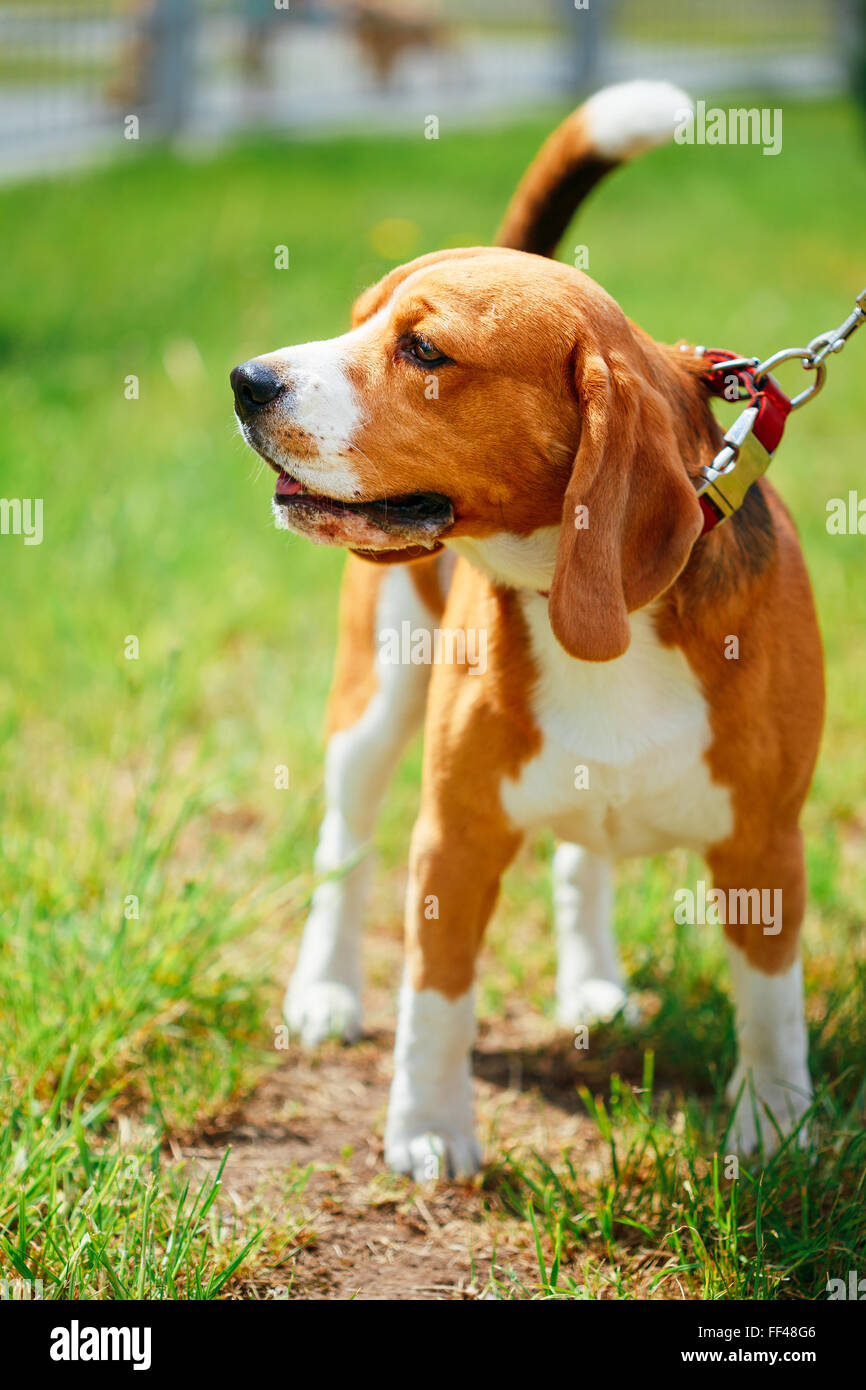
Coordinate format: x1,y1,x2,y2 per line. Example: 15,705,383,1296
0,0,854,181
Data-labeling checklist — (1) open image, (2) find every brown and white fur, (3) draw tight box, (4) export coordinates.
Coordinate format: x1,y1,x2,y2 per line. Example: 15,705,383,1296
231,81,824,1178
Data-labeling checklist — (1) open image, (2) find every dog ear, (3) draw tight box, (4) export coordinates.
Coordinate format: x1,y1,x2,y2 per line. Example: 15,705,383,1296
548,346,704,662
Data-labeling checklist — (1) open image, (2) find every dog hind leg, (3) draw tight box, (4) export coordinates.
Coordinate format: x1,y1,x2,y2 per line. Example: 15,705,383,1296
552,842,628,1027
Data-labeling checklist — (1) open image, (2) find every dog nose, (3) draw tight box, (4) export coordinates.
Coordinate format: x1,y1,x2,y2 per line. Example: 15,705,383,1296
230,360,283,420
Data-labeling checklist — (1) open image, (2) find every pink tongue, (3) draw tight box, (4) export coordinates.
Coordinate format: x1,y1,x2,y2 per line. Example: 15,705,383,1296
275,471,304,496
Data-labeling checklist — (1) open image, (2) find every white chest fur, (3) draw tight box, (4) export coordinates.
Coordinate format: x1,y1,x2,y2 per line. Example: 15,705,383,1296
501,594,734,859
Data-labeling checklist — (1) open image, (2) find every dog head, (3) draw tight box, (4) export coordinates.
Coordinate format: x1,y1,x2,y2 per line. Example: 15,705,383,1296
232,247,706,659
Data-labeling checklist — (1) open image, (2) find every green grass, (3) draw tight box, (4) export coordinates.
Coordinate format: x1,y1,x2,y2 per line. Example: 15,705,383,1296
493,1064,866,1300
1,99,865,1299
0,56,110,85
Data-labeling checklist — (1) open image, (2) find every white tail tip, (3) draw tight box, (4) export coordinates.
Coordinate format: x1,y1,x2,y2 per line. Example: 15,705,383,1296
583,80,693,160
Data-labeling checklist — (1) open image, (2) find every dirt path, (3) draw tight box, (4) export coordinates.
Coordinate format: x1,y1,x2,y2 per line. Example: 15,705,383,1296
183,1004,617,1300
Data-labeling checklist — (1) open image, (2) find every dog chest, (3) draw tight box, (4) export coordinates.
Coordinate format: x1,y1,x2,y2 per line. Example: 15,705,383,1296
500,595,734,858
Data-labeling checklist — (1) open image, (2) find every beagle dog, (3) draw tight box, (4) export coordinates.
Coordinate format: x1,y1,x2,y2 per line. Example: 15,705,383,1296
231,81,824,1178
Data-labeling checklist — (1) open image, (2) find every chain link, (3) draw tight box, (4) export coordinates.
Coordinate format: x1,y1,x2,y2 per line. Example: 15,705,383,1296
702,286,866,410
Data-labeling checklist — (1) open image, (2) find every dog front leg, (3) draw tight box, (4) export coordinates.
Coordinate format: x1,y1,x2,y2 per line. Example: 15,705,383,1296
385,811,521,1180
710,827,812,1157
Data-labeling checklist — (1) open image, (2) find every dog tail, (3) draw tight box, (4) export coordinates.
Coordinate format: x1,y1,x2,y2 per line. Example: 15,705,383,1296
495,80,692,259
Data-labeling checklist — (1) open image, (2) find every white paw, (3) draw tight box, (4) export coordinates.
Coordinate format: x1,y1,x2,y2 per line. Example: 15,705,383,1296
385,1129,482,1182
283,979,362,1047
726,1066,812,1157
556,978,633,1028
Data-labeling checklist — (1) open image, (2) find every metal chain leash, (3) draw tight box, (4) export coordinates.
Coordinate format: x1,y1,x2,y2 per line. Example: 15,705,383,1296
703,285,866,410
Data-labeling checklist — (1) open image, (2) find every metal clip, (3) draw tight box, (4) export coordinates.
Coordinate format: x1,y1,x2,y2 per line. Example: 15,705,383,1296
753,347,826,410
707,403,759,476
808,286,866,367
696,402,771,520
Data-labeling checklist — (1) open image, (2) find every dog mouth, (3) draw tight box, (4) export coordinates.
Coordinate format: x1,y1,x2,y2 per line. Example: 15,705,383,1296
271,467,454,552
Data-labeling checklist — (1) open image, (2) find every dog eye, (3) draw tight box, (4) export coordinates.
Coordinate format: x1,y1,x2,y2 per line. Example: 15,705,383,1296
407,335,448,366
